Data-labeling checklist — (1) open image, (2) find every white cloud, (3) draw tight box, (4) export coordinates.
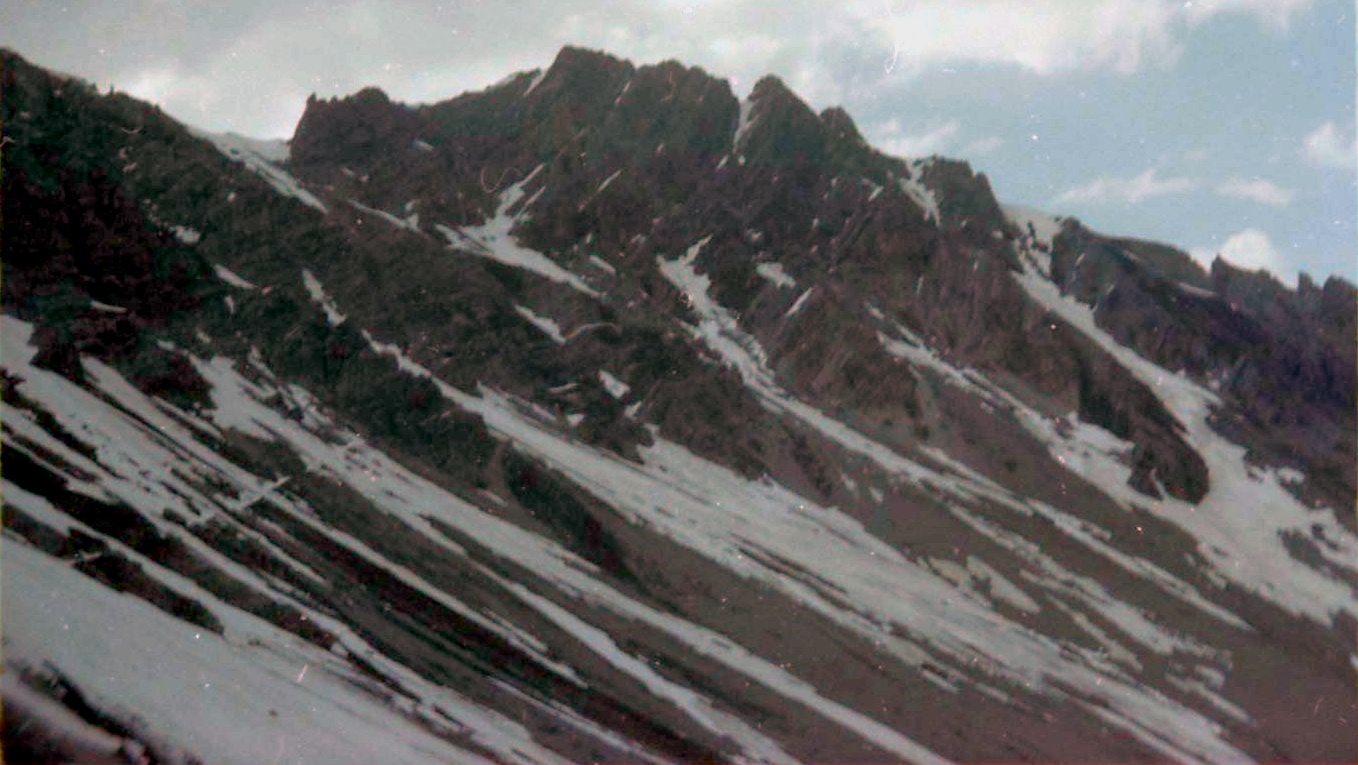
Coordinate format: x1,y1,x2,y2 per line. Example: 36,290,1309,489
1215,177,1294,206
872,119,960,158
866,0,1177,76
1303,121,1356,172
860,0,1314,77
963,136,1005,156
1053,167,1197,205
1182,0,1314,30
1189,228,1296,286
0,0,1325,137
871,121,1003,161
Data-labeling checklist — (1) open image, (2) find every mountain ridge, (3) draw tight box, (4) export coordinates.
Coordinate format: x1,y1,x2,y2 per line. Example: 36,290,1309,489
2,44,1356,765
289,44,1352,294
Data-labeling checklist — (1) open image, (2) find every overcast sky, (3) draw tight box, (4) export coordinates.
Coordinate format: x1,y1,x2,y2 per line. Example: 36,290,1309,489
4,0,1354,285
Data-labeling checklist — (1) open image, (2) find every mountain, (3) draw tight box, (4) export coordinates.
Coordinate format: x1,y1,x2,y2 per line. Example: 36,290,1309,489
2,45,1355,765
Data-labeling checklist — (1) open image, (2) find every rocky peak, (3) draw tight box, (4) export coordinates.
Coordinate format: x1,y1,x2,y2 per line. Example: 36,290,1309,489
748,74,798,104
918,157,1005,231
532,45,634,101
819,106,863,145
597,59,738,160
1210,254,1356,322
1317,274,1358,321
351,85,393,105
291,85,416,173
738,75,827,171
1210,255,1290,297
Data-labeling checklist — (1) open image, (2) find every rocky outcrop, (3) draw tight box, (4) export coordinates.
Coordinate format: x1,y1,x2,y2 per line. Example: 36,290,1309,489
1049,222,1357,510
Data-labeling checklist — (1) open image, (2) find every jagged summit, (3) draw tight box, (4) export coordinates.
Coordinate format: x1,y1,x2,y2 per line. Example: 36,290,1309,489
283,46,992,217
528,44,634,102
548,44,632,76
819,106,865,144
749,73,798,101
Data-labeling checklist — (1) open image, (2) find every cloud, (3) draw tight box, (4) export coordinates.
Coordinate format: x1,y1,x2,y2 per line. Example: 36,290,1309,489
862,0,1315,77
866,0,1178,76
872,119,960,158
1189,228,1296,286
0,0,1325,137
963,136,1005,156
870,120,1003,161
1215,177,1294,206
1303,121,1356,172
1182,0,1314,30
1053,167,1197,205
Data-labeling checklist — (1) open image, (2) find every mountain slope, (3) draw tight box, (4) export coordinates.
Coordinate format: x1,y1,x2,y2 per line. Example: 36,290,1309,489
2,46,1355,765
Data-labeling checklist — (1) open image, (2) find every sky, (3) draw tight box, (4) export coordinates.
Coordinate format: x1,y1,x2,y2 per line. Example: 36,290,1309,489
3,0,1354,286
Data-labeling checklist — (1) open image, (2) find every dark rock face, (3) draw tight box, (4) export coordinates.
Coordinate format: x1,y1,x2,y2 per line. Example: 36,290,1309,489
1049,223,1356,511
2,136,213,400
919,158,1007,232
291,87,417,173
3,45,1356,765
740,75,830,172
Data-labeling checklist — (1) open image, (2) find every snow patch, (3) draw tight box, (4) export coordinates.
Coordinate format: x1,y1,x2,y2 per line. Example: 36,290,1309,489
349,199,421,233
192,129,326,213
171,225,201,244
89,300,127,314
3,540,496,765
514,304,567,345
898,175,939,225
733,97,758,153
785,288,814,318
598,370,630,399
756,262,797,289
596,169,622,195
437,168,599,298
212,265,255,291
1003,205,1063,276
505,583,800,765
588,255,617,275
1010,247,1358,626
1175,281,1218,300
522,68,548,96
301,269,346,326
